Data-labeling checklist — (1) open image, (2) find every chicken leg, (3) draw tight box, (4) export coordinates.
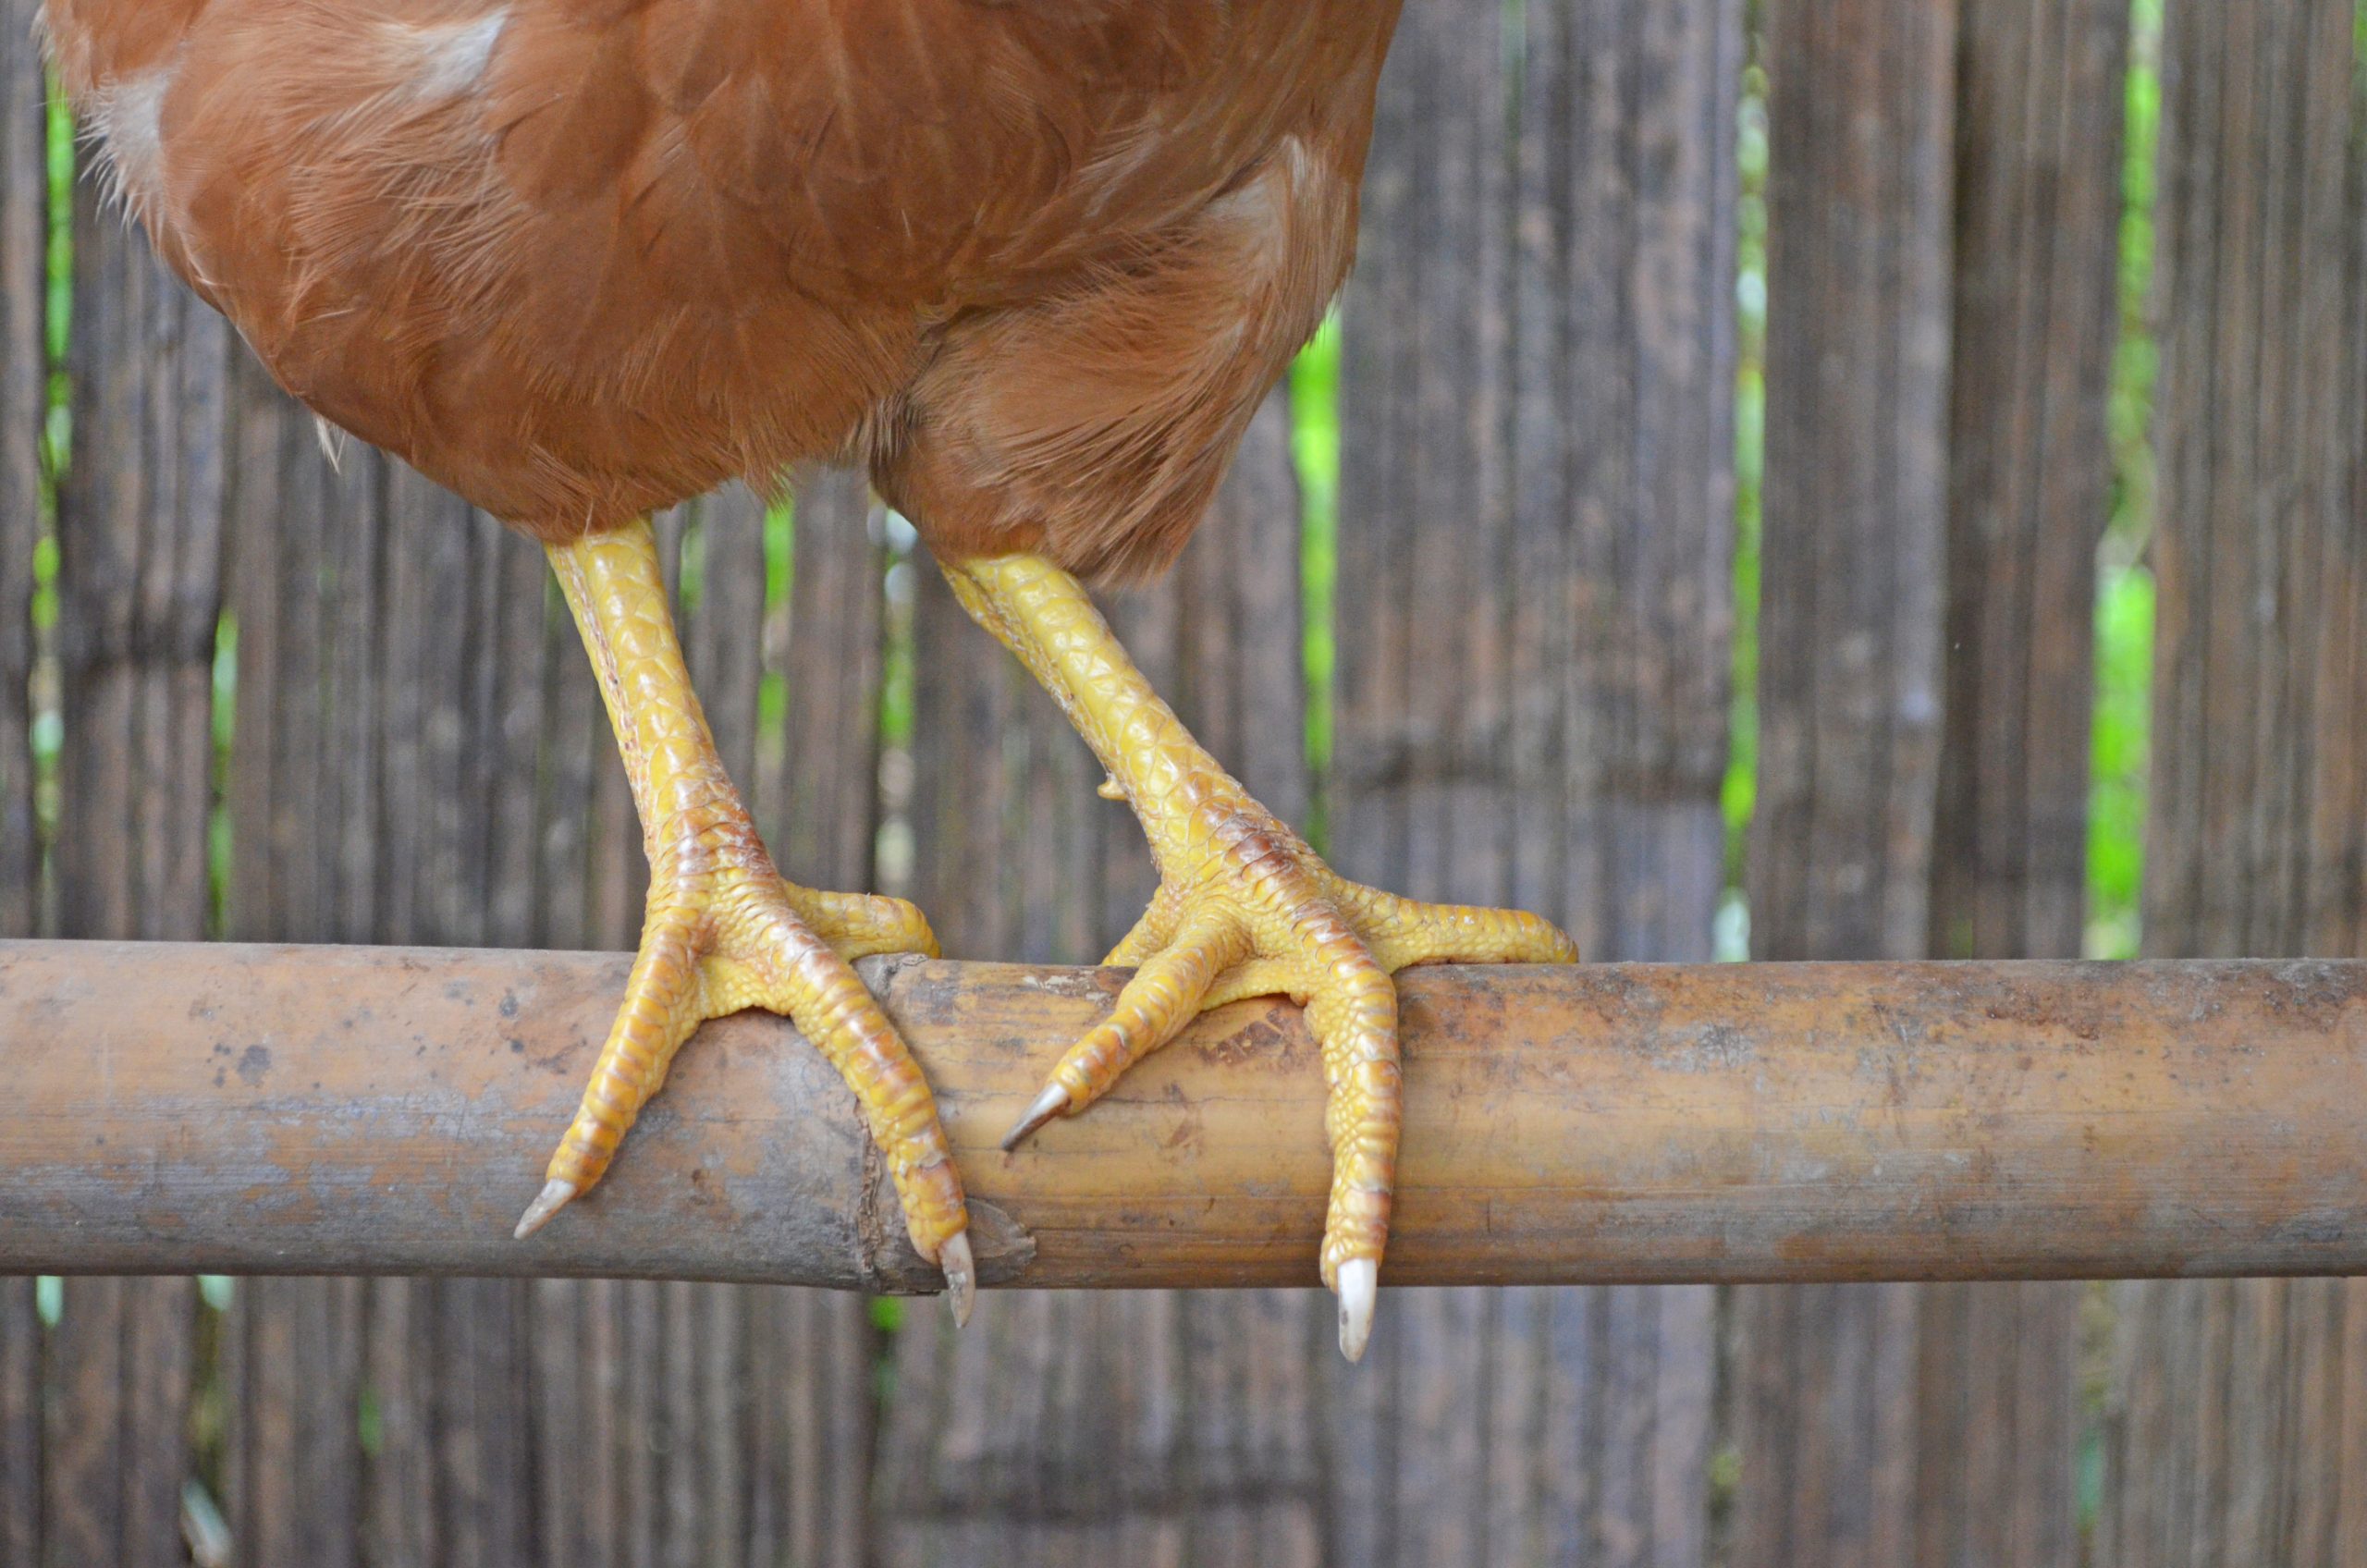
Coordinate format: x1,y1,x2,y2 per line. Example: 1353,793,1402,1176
517,520,973,1317
941,553,1577,1359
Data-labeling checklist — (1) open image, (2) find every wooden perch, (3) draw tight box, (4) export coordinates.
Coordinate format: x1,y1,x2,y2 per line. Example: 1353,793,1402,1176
4,939,2363,1295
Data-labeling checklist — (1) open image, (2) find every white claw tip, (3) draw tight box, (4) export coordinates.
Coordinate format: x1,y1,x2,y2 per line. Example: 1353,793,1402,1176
939,1231,975,1328
1000,1084,1072,1151
1335,1257,1378,1362
512,1180,578,1240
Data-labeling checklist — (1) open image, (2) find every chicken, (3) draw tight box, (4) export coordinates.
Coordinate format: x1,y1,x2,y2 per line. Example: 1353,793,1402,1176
43,0,1578,1357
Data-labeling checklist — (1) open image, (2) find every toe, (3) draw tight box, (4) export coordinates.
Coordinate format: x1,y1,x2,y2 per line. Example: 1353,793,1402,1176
1303,928,1403,1298
1007,913,1248,1145
1196,956,1307,1012
1345,888,1581,971
1101,882,1185,966
782,885,941,962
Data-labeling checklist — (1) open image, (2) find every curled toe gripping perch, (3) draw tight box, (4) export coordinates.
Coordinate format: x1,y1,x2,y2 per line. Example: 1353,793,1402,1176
944,553,1579,1359
519,520,973,1324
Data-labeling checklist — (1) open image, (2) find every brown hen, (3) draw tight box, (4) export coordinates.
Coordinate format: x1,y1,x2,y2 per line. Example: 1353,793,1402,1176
43,0,1577,1356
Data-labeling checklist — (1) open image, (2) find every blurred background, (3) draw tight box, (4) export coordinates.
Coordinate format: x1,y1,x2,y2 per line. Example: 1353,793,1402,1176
4,0,2364,1562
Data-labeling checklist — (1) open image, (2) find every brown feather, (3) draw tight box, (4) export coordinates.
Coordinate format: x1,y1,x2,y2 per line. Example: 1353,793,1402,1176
42,0,1400,578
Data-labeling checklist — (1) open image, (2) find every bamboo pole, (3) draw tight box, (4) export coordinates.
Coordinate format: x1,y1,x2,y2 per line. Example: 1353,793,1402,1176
3,938,2362,1293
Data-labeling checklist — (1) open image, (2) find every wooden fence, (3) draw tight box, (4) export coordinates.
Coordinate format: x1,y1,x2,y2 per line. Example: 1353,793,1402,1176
1,0,2362,1563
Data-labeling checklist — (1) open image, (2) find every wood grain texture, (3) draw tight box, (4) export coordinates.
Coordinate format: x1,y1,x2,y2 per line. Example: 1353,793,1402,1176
1733,0,1956,1562
221,380,459,1568
22,947,2365,1291
879,386,1322,1566
1907,2,2135,1562
216,403,887,1563
0,0,41,942
54,151,228,946
38,152,220,1568
0,1278,36,1566
1932,0,2129,965
671,478,877,1568
2101,4,2367,1562
1328,0,1735,1560
219,372,361,1568
0,6,46,1553
1746,0,1956,967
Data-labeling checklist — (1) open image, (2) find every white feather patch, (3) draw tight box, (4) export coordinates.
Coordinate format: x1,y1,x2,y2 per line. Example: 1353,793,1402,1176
88,67,171,222
384,10,509,103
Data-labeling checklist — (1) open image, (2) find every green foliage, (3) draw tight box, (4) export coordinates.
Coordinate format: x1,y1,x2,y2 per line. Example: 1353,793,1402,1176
2086,0,2167,958
211,616,239,931
1290,312,1343,856
2088,568,2153,959
1724,55,1771,920
757,498,793,741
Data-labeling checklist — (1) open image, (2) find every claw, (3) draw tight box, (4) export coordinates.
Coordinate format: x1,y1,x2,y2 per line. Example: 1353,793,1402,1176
513,1179,578,1240
939,1230,975,1327
1335,1257,1377,1362
1000,1083,1071,1150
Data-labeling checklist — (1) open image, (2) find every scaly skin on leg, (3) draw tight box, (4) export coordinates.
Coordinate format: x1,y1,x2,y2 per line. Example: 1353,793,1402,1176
941,553,1577,1359
517,521,974,1318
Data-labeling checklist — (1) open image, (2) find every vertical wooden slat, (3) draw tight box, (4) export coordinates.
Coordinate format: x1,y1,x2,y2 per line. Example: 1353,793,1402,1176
433,1280,533,1568
1605,0,1743,960
55,156,228,948
1746,0,1956,966
735,476,883,1568
43,1278,126,1568
227,1278,363,1568
221,383,567,1565
1732,0,1956,1562
1328,0,1735,1561
1145,386,1322,1568
878,386,1318,1567
1934,0,2131,962
0,6,47,1552
1907,0,2135,1562
760,470,884,900
365,1277,436,1568
2102,4,2367,1562
0,0,43,941
681,482,878,1568
1333,0,1451,1547
2336,1280,2367,1568
122,1284,198,1568
1,1278,37,1567
454,487,569,1568
414,470,541,1568
218,380,372,1568
43,136,226,1567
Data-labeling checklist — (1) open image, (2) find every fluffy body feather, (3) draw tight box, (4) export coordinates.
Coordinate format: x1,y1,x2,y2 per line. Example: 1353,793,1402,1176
43,0,1396,579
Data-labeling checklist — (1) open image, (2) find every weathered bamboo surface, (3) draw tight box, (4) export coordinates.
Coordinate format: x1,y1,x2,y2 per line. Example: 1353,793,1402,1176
6,940,2365,1292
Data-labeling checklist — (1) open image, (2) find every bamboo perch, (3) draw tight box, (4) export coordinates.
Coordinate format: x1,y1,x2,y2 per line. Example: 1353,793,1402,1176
3,939,2363,1294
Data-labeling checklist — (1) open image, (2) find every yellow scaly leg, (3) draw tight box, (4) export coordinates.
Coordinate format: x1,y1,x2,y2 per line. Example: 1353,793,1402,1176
942,553,1576,1359
516,520,973,1318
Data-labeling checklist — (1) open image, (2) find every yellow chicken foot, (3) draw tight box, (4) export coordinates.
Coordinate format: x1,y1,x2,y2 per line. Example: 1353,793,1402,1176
942,554,1577,1359
518,521,973,1322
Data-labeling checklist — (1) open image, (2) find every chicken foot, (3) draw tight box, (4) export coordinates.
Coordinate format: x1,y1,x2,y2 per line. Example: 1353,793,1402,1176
940,552,1576,1360
517,520,973,1321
